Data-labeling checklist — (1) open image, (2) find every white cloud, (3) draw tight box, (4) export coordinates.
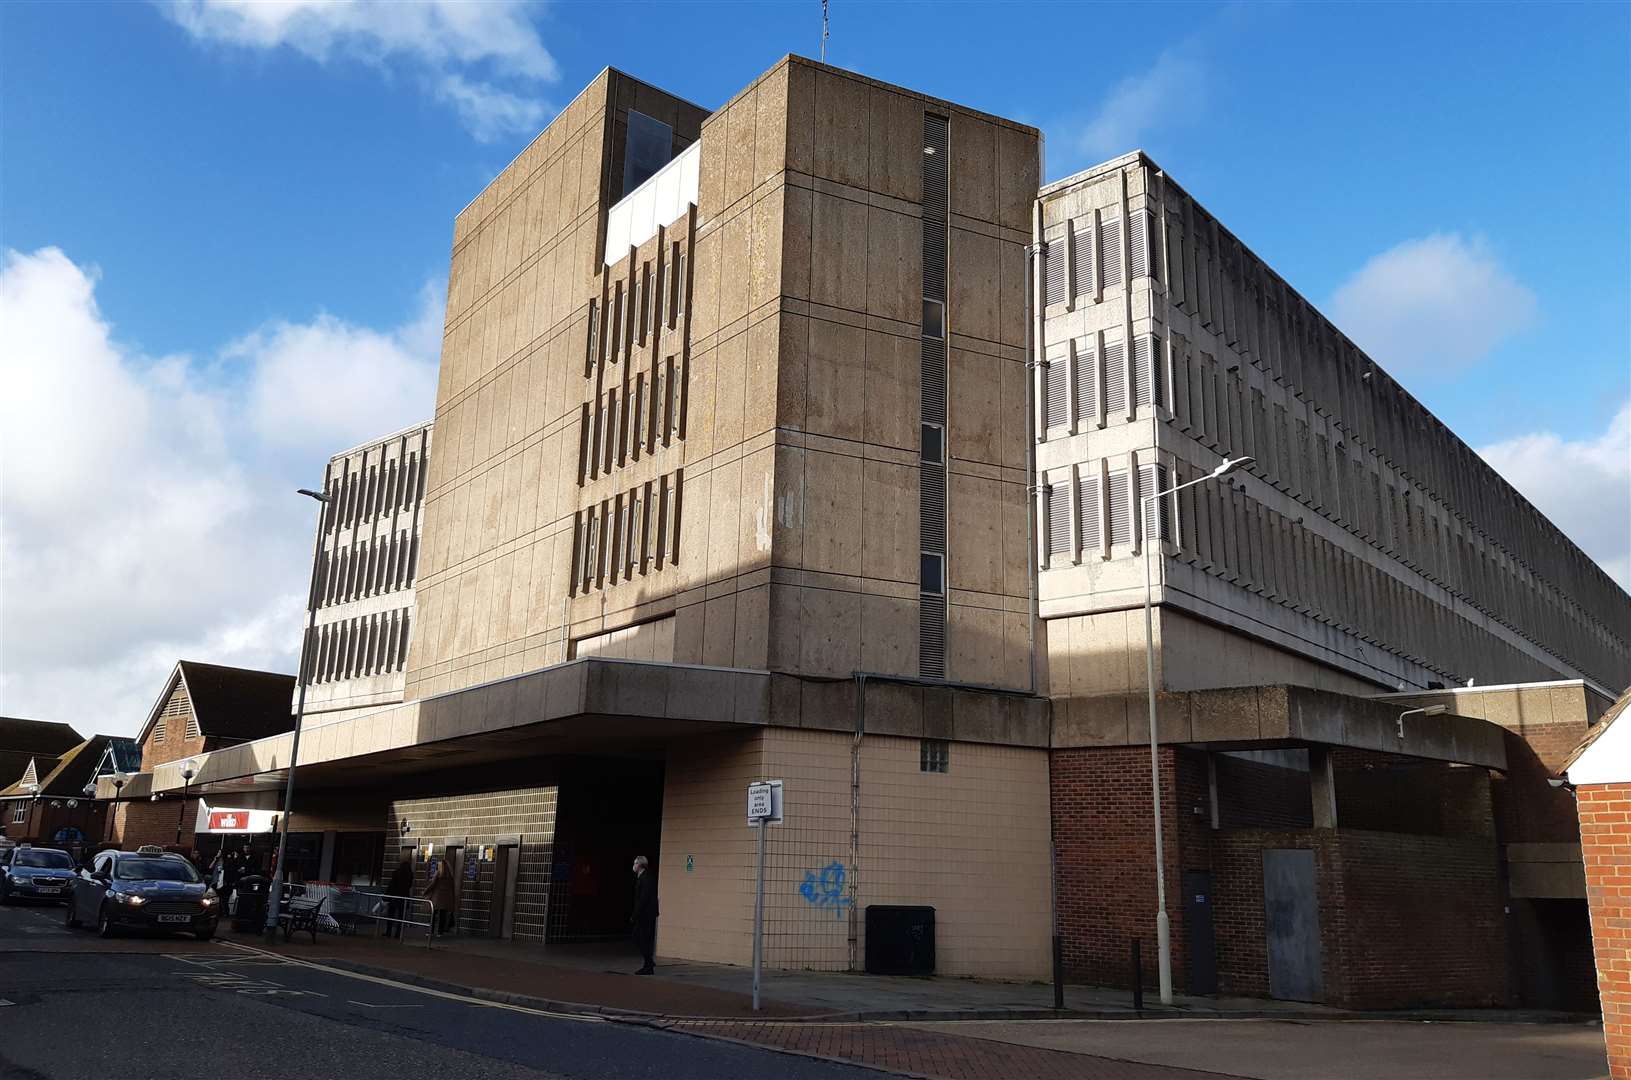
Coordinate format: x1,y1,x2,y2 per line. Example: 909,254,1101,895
436,73,551,145
236,280,442,452
0,247,442,737
1479,402,1631,590
158,0,556,140
1075,44,1205,162
1329,233,1538,376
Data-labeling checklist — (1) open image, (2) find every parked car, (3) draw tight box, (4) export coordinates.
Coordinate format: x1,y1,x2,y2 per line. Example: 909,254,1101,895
67,846,220,939
0,846,77,904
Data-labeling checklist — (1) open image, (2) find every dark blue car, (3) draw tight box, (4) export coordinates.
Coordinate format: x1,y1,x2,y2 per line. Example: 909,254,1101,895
0,846,77,904
67,846,220,939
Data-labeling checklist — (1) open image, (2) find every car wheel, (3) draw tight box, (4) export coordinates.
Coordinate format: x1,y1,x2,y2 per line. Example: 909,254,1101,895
96,903,117,938
65,900,81,929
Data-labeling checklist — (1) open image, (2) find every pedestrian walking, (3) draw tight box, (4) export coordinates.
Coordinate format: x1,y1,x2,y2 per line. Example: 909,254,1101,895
630,855,658,975
384,858,414,939
424,857,456,934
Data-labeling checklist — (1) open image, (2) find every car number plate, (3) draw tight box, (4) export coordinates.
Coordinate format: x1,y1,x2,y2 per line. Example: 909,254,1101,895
156,913,192,923
33,886,61,894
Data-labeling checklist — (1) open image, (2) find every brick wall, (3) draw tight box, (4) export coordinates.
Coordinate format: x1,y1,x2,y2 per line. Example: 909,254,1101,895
1052,746,1186,989
385,787,558,942
1335,829,1505,1008
106,796,202,853
143,682,210,768
1579,782,1631,1078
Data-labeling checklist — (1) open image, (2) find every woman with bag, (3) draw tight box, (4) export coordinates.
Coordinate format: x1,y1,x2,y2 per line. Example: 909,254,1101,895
423,857,456,934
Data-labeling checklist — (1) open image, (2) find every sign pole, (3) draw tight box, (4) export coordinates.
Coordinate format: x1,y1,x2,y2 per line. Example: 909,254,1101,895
752,814,766,1011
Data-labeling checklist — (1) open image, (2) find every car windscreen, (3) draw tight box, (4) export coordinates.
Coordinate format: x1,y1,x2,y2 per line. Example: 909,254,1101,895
114,858,201,882
14,850,74,869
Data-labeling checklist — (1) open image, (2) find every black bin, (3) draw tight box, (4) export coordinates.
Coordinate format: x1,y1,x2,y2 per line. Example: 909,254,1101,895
864,905,935,975
231,876,269,932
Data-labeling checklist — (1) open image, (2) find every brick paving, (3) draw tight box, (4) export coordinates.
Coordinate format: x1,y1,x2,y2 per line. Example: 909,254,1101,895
662,1021,1250,1080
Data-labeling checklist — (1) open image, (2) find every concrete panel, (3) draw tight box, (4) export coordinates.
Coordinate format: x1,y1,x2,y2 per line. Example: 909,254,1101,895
868,84,923,204
799,585,862,676
812,68,869,187
809,190,869,313
951,227,1002,344
861,458,917,584
861,592,919,678
949,347,1001,465
863,329,917,451
802,450,863,576
867,204,918,324
948,113,996,223
806,317,866,441
753,64,790,185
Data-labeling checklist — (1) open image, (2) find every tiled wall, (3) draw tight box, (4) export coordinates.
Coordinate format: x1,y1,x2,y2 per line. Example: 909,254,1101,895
657,726,1051,978
386,787,558,941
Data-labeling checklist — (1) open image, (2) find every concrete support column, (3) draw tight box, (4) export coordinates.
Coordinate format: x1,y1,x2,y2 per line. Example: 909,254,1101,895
318,830,337,882
1310,747,1338,829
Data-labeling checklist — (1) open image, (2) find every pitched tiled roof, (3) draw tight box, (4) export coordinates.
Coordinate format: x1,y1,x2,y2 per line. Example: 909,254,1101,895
0,735,112,799
0,717,82,792
175,661,296,743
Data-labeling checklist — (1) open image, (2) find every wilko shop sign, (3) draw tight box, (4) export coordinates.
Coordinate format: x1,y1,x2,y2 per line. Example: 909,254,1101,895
195,804,280,834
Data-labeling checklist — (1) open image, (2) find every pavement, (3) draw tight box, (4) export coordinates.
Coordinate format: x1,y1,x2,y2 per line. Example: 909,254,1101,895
0,899,1612,1079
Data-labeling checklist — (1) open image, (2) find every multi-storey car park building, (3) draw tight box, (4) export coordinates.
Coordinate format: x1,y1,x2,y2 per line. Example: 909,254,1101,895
98,57,1631,1006
1037,154,1630,1009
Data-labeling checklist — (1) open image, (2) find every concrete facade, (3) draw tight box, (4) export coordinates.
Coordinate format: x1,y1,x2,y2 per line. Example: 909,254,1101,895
91,58,1628,1002
1034,153,1630,706
304,422,433,720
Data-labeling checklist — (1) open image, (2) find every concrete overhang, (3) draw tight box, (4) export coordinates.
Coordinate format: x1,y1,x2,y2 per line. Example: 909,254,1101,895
1053,684,1507,770
100,658,1049,799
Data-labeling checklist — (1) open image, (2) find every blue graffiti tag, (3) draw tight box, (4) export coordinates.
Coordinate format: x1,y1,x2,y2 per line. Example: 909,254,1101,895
798,861,853,919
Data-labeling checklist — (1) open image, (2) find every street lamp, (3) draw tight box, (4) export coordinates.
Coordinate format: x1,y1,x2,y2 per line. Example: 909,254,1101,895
1141,454,1252,1006
1397,704,1447,739
265,486,331,942
23,782,40,839
175,758,198,846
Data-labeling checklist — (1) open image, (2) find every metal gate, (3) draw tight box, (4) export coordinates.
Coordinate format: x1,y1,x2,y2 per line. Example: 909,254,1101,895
1263,848,1323,1001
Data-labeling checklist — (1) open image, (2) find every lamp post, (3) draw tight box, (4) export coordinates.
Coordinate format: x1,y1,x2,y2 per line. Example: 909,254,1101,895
24,782,40,840
1141,454,1252,1006
175,758,198,846
264,486,331,942
1396,704,1447,740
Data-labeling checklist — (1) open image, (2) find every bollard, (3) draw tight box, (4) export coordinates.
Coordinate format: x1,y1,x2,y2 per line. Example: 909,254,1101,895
1132,938,1144,1012
1052,934,1065,1010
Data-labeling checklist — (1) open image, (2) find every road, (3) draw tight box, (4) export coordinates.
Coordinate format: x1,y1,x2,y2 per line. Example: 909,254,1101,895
0,899,1610,1080
0,900,879,1080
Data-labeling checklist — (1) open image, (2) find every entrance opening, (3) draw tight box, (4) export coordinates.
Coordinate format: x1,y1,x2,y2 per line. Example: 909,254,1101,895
547,758,664,942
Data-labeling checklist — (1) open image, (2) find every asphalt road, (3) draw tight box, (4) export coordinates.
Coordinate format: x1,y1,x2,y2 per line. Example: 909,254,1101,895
0,901,881,1080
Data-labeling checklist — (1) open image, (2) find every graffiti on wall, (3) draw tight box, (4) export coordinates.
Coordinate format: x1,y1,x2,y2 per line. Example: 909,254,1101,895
798,861,853,919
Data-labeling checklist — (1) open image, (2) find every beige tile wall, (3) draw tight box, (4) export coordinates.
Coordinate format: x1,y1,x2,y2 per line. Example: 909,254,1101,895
657,725,1052,978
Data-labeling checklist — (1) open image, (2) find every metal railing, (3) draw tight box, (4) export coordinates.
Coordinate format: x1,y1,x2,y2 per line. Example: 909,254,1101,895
246,881,437,948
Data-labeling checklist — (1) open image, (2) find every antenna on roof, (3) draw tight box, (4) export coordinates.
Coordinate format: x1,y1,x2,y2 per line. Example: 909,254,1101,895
821,0,829,63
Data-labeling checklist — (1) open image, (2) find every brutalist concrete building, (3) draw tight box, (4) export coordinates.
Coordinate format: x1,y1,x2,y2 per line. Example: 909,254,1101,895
99,57,1629,1007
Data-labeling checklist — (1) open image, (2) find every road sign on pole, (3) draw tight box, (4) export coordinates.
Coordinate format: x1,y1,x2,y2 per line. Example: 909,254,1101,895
747,779,784,1011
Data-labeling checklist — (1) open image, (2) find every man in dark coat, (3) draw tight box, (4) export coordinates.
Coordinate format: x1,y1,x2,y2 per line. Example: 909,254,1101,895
630,855,658,975
384,858,414,939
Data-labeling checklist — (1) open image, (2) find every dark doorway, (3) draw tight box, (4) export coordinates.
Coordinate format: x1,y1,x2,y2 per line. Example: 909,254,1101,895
1183,870,1218,996
546,759,664,942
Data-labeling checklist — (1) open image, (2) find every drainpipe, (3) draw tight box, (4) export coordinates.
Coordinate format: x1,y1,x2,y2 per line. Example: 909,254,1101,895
1029,197,1065,1010
848,672,866,973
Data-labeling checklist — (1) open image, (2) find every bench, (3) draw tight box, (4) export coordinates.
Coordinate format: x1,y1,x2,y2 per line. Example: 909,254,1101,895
279,896,326,944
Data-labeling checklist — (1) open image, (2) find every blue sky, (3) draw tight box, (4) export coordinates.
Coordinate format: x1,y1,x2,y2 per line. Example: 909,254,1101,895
2,1,1627,732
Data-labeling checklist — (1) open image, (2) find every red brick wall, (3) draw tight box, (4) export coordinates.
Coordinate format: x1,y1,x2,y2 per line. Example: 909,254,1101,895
106,796,202,854
1054,744,1508,1009
1052,746,1186,989
1335,829,1505,1008
1579,782,1631,1078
